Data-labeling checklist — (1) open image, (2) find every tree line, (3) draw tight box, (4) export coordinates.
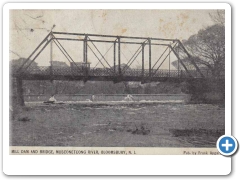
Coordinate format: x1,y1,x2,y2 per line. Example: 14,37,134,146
172,10,225,78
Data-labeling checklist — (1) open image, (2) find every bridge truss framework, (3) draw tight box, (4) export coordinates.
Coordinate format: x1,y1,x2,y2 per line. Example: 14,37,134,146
12,31,207,105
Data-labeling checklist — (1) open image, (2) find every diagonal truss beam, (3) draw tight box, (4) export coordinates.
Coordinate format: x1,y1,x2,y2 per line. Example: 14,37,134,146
20,37,53,73
169,45,192,77
151,45,170,70
122,43,147,74
87,44,108,69
151,43,178,77
87,44,115,76
50,39,76,79
52,34,84,73
51,39,82,76
17,33,51,73
93,43,114,69
121,41,146,73
16,31,205,80
177,40,205,78
87,37,112,69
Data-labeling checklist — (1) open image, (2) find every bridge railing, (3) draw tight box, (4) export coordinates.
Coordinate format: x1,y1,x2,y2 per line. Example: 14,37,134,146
12,66,223,79
25,66,51,75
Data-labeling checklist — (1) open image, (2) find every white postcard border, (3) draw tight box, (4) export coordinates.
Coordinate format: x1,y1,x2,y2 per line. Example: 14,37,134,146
3,2,231,175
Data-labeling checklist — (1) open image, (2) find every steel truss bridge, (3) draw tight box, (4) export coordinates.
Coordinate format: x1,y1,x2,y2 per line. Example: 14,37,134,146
12,31,215,83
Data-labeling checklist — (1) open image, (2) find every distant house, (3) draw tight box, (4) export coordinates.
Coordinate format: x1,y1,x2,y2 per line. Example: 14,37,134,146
49,61,70,75
51,61,68,67
110,63,131,72
10,58,39,72
70,62,91,71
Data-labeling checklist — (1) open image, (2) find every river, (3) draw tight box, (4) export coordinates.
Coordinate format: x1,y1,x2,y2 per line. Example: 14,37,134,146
10,101,224,147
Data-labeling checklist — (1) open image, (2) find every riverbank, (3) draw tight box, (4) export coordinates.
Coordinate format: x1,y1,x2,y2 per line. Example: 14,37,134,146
10,103,224,147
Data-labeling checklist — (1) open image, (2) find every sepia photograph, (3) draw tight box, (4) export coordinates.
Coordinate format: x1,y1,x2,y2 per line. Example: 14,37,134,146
9,8,225,152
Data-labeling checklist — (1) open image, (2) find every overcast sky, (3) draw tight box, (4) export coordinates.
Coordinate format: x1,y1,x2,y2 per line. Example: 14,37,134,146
10,9,217,69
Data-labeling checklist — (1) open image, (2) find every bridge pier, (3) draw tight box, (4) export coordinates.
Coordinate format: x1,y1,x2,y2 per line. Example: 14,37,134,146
16,77,24,106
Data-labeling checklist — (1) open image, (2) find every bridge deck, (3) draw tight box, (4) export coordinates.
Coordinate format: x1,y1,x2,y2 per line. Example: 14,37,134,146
12,66,218,82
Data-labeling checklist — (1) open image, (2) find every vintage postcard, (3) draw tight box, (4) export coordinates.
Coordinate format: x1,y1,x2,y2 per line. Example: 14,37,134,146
3,2,232,175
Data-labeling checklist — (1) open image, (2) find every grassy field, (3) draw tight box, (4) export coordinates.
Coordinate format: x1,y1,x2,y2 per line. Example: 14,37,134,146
10,102,224,147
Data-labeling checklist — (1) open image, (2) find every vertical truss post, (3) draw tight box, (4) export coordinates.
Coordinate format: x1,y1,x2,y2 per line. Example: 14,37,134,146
177,45,180,78
142,43,145,77
50,34,54,95
49,34,54,95
50,36,53,79
83,35,86,63
148,38,151,77
85,35,88,63
84,35,88,76
113,41,116,73
169,46,171,77
118,37,121,75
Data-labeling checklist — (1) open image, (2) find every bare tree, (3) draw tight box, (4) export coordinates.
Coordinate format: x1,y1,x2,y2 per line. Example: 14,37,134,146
209,10,225,26
173,24,225,78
